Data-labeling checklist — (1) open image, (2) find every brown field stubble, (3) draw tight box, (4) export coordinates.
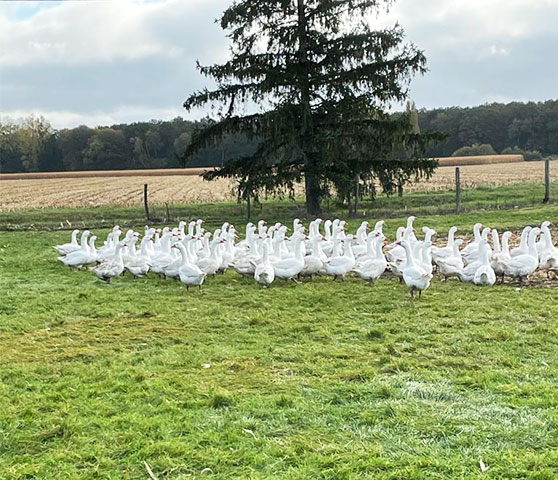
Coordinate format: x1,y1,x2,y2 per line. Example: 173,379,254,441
1,161,555,210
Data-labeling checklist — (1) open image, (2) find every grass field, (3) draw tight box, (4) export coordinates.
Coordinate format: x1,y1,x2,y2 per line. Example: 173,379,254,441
1,161,556,210
1,183,558,479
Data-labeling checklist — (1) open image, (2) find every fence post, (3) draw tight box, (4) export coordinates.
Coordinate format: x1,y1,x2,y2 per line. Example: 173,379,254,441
543,157,550,204
354,173,360,216
143,183,150,221
246,192,251,220
455,167,462,213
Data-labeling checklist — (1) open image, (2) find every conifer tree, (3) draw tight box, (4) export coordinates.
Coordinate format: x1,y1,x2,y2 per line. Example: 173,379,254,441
184,0,439,215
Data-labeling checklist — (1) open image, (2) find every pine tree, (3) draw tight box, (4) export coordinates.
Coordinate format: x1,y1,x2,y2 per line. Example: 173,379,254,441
184,0,439,215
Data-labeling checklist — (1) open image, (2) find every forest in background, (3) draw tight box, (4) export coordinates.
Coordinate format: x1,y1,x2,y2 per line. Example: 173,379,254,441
1,99,556,174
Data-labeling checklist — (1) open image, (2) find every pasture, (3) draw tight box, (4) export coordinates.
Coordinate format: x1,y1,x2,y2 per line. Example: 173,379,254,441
1,183,558,479
1,160,556,210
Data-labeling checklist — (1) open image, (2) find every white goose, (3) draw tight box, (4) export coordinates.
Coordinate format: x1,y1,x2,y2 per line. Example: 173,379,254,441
435,239,465,281
54,229,80,256
537,225,558,277
58,230,95,268
353,234,387,284
93,242,126,283
254,243,275,287
473,241,496,286
510,226,532,258
459,240,491,283
490,231,512,283
324,235,356,280
196,238,223,276
400,240,432,299
461,223,483,257
300,235,326,278
431,226,458,262
503,227,540,284
174,243,206,291
463,227,492,265
271,236,305,280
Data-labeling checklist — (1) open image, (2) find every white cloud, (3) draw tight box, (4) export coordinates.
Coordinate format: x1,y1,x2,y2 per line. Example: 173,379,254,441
0,0,557,127
0,105,207,130
0,0,228,66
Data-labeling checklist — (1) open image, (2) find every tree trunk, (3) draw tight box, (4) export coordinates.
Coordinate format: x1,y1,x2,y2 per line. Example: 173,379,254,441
305,171,322,215
297,0,321,216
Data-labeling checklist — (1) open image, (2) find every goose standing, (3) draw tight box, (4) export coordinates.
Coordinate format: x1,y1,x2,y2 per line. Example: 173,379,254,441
58,230,94,268
538,224,558,277
324,235,356,280
353,234,387,284
491,231,512,283
510,226,532,258
503,228,540,285
271,235,305,280
254,243,275,287
54,229,80,256
431,226,458,262
93,242,126,283
400,240,432,299
435,239,465,281
473,241,496,286
173,243,206,291
300,235,326,279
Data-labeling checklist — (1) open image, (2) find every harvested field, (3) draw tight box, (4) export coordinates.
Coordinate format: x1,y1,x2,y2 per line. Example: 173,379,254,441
1,161,555,210
436,154,524,166
405,160,556,192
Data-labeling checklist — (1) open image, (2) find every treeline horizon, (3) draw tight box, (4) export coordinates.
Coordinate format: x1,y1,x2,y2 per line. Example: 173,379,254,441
1,99,557,174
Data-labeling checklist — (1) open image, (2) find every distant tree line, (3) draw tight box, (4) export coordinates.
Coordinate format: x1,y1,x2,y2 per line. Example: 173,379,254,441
0,116,257,173
1,99,556,174
420,99,558,158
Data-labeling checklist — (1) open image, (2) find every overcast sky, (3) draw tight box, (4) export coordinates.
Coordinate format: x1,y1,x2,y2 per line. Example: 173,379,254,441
1,0,557,129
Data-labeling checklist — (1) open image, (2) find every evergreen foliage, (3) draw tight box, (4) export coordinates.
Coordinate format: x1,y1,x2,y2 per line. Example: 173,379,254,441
183,0,440,214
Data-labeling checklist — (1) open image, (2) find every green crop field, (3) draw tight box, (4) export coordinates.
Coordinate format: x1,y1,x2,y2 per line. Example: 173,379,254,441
1,184,557,479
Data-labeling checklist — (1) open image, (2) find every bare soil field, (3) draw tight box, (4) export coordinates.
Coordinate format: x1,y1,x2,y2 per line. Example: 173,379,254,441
1,161,555,210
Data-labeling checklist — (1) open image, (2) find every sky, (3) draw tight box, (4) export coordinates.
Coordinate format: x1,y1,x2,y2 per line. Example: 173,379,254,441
1,0,557,129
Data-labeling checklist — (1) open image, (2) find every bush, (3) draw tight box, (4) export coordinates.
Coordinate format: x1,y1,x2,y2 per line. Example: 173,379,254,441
452,143,497,157
501,146,543,161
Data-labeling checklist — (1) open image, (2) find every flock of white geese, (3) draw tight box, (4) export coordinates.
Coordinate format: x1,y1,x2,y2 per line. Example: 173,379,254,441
54,217,558,298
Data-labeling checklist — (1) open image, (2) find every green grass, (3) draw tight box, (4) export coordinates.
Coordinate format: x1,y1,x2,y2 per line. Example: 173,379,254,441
1,193,558,479
1,181,555,231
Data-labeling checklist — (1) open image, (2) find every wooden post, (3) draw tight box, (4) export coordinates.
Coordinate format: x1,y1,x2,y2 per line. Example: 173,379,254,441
455,167,462,213
246,191,251,220
543,157,550,204
354,173,360,216
143,183,150,221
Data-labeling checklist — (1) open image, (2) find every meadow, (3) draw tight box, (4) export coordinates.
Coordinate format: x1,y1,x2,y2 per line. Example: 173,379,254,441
1,182,557,479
